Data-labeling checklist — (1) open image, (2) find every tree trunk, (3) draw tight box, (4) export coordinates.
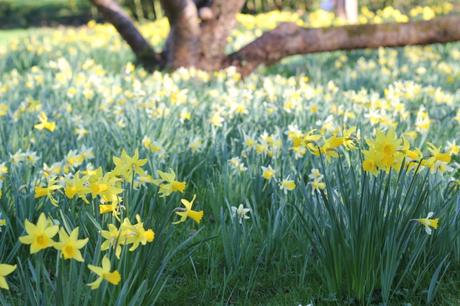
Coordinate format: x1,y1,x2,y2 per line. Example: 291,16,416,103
160,0,245,70
161,0,201,68
336,0,347,19
90,0,460,76
197,0,246,70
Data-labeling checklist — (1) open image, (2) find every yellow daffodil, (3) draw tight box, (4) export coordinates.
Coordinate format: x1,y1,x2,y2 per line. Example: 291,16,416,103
173,195,203,224
19,213,59,253
0,264,16,290
89,170,123,201
311,180,326,192
34,177,62,206
363,129,404,173
113,149,147,181
100,224,125,259
99,197,122,220
414,212,439,235
320,135,343,160
308,168,326,192
142,136,163,153
261,165,275,181
0,162,7,179
88,256,121,289
280,178,296,193
54,227,88,261
34,112,56,132
0,104,8,117
64,172,90,203
423,143,452,173
362,149,379,176
122,215,155,251
153,170,186,197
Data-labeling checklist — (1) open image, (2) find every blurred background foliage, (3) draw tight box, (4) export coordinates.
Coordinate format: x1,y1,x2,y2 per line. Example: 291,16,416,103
0,0,459,29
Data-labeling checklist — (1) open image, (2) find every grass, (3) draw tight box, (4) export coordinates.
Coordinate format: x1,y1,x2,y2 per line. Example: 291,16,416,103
0,7,459,306
0,29,31,45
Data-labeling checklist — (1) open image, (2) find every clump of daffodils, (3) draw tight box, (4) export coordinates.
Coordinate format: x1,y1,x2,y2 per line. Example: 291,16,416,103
100,214,155,258
362,129,453,175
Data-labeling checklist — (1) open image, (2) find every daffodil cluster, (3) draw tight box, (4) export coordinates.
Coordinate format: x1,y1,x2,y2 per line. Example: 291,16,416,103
19,213,88,260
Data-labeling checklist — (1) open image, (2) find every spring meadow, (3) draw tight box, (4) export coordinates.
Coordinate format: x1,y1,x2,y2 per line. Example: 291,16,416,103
0,1,459,305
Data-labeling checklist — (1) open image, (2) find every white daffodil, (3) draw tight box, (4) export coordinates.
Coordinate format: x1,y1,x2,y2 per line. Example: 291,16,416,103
231,204,251,224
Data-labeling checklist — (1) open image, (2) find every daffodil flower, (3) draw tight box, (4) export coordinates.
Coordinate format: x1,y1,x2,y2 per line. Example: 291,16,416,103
113,149,147,181
231,204,251,224
34,177,62,206
414,212,439,235
0,104,8,117
153,170,186,197
34,112,56,132
261,165,275,181
0,264,16,290
280,178,296,193
64,172,90,204
87,256,121,289
173,195,203,224
122,215,155,251
100,224,125,259
54,227,89,262
19,213,59,254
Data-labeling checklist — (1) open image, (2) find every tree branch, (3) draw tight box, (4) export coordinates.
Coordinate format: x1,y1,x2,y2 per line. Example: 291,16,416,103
225,15,460,75
90,0,162,67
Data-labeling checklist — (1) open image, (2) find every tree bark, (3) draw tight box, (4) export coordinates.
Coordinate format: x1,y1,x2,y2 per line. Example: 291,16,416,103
225,15,460,75
89,0,162,67
336,0,347,20
197,0,246,70
161,0,201,69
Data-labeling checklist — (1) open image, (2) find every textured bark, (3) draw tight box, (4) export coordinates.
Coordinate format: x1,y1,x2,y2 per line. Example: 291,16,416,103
225,15,460,75
197,0,246,70
161,0,201,68
335,0,347,20
89,0,162,67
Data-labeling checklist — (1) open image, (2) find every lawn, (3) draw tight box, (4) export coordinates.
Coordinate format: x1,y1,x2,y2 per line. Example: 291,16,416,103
0,29,31,45
0,5,459,306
